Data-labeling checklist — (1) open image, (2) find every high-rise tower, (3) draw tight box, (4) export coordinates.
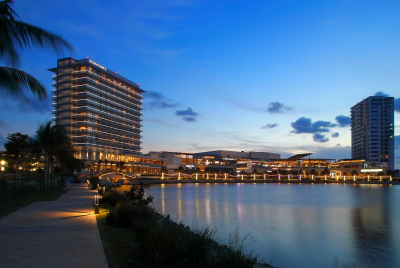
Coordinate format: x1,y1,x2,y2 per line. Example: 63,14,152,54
350,96,394,170
49,57,144,163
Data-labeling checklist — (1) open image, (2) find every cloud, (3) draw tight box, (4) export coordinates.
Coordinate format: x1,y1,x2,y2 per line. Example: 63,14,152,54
175,107,199,116
291,117,337,134
335,115,350,127
266,102,293,114
335,143,341,147
332,132,339,138
183,116,196,122
143,91,178,110
374,91,400,113
175,107,199,122
261,123,278,129
313,133,329,143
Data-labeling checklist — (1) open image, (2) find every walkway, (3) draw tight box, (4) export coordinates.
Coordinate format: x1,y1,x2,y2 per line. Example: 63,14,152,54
0,184,108,268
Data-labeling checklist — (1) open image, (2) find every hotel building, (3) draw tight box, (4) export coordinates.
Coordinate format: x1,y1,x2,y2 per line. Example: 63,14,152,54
351,96,394,170
49,57,164,174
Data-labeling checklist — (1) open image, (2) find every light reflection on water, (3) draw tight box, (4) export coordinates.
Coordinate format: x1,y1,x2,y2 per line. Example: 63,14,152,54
120,183,400,268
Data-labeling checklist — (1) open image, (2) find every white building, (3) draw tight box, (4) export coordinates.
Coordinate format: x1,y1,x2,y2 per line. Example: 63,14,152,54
351,96,394,170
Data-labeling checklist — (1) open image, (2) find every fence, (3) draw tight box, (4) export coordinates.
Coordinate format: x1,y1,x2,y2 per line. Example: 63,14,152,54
0,171,65,201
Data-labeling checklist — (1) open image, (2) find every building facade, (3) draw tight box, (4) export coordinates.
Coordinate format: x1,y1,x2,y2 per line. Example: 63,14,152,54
49,57,143,161
351,96,394,170
198,150,280,160
50,57,165,174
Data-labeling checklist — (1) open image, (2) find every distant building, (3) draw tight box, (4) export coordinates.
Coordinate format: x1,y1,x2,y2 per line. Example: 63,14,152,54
351,96,394,170
198,150,280,160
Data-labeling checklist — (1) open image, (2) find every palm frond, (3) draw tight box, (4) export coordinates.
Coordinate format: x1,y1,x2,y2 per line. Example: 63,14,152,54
0,66,46,99
0,0,73,66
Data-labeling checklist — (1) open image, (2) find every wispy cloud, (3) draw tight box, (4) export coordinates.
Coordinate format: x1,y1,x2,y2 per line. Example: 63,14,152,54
267,102,293,114
332,132,339,138
143,90,179,110
261,123,278,129
175,107,200,122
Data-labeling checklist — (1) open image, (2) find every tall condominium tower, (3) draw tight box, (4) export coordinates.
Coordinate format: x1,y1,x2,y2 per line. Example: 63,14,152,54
49,57,144,163
350,96,394,170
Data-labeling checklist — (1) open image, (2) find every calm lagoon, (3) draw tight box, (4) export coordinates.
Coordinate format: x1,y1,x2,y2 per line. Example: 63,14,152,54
134,183,399,267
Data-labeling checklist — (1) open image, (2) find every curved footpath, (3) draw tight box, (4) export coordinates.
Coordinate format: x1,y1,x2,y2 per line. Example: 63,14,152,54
0,184,108,268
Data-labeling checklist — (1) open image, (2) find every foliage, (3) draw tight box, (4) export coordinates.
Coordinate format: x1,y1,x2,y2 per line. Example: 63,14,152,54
106,201,134,228
321,167,330,176
351,170,358,175
102,189,128,206
4,132,29,175
0,0,72,100
310,169,318,175
124,182,154,205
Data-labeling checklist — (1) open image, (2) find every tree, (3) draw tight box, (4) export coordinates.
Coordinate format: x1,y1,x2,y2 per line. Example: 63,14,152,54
33,121,70,190
351,170,358,176
0,0,72,100
321,167,330,176
98,159,102,171
4,132,29,176
117,161,125,171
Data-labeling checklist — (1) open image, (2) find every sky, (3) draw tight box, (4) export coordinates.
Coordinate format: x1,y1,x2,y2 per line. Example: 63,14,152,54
0,0,399,168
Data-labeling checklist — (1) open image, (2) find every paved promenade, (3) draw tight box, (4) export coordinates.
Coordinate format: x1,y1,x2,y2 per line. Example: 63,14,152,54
0,184,108,268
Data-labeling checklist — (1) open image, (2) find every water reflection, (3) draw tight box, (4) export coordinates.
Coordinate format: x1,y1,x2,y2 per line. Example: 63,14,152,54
139,183,400,268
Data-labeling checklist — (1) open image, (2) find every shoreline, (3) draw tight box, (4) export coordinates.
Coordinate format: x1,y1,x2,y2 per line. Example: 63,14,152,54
121,179,400,185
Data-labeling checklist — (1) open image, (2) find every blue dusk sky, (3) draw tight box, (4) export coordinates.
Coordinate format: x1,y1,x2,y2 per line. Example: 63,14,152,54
0,0,399,167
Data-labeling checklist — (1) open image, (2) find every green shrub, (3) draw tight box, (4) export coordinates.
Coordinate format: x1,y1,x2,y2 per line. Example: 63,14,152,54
124,182,154,205
210,229,259,268
102,190,128,206
141,222,218,268
88,176,100,189
106,201,134,228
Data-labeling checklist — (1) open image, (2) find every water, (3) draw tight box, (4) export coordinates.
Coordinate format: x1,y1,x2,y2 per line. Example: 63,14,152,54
123,183,400,268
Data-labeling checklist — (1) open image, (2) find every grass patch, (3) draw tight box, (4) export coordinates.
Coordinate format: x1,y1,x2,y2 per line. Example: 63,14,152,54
0,186,68,219
96,206,145,268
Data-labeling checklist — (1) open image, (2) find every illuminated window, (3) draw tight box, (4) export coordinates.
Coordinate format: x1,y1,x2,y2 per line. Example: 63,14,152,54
80,66,86,71
102,73,106,78
89,67,92,72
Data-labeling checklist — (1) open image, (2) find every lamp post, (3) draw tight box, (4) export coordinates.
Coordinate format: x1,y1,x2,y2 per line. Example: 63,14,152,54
94,195,99,214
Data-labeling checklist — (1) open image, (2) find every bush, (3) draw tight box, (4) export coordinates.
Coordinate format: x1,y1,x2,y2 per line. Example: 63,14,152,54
106,201,134,228
88,176,100,189
210,231,259,268
124,182,154,205
102,190,128,206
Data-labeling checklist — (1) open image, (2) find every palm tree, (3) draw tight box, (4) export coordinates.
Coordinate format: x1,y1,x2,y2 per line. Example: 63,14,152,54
0,0,72,99
97,159,103,171
33,121,70,190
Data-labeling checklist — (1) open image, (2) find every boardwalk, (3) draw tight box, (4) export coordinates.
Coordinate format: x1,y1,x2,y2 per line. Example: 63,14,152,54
0,184,108,268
